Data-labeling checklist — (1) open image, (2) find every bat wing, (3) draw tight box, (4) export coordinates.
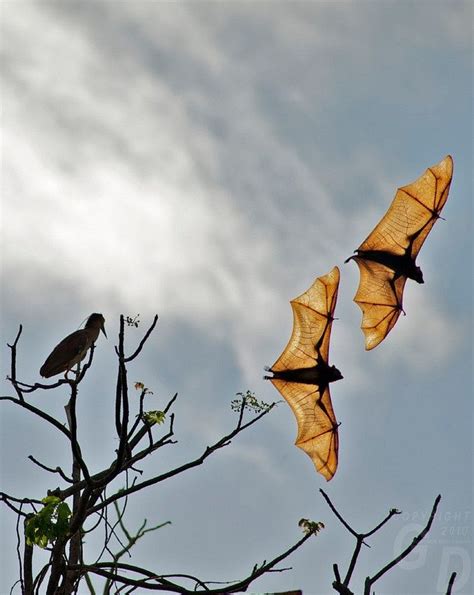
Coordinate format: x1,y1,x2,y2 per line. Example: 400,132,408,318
271,266,339,373
269,266,340,481
270,379,339,481
351,156,453,349
358,155,453,258
351,258,407,350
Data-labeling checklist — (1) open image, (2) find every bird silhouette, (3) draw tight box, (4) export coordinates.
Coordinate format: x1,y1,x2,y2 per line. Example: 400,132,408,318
40,313,107,379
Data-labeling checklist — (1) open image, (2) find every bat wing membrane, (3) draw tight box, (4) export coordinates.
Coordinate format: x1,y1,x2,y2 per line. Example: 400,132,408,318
352,258,407,350
269,267,340,480
358,155,453,258
271,267,339,372
271,379,338,480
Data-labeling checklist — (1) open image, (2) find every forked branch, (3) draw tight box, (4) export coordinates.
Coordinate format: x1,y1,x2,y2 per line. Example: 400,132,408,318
321,490,446,594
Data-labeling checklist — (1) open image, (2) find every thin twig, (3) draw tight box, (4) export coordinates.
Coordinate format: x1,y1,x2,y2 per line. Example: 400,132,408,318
446,571,456,595
321,489,403,589
128,393,178,450
7,325,24,401
72,530,312,593
15,508,24,593
364,495,441,595
0,492,42,516
320,490,360,539
28,455,73,483
0,396,72,440
89,402,275,515
124,315,159,363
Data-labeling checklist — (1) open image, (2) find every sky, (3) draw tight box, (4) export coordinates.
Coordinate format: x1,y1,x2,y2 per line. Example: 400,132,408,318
1,1,472,594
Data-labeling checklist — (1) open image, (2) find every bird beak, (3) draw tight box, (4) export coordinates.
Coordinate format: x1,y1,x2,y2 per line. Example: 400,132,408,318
101,324,107,339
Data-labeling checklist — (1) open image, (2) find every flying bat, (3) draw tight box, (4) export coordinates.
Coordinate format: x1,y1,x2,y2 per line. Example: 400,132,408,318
346,155,453,350
265,267,342,481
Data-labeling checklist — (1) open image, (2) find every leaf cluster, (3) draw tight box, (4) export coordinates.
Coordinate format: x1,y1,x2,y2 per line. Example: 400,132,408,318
231,390,273,414
25,496,71,548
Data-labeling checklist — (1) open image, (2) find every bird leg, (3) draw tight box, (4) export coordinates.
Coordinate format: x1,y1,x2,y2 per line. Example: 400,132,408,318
64,363,81,380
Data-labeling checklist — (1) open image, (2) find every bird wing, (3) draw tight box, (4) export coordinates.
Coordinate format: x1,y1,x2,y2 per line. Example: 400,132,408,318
40,329,90,377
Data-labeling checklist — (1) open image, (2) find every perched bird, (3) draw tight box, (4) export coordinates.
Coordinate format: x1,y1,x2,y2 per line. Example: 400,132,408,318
40,313,107,379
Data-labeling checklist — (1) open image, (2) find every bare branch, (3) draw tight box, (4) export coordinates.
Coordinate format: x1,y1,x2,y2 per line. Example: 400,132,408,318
446,571,457,595
65,386,92,483
1,492,42,516
22,516,33,594
0,396,72,440
7,378,71,393
115,315,131,472
364,495,441,594
6,324,24,401
28,455,73,484
124,315,159,363
320,490,360,540
128,393,178,450
364,507,401,538
15,509,25,593
73,530,313,593
321,490,403,590
89,402,275,515
6,342,95,395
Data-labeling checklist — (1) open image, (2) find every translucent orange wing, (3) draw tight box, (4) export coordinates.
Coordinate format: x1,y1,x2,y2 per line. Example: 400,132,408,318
268,267,341,481
351,259,407,351
351,156,453,349
358,155,453,257
270,379,339,480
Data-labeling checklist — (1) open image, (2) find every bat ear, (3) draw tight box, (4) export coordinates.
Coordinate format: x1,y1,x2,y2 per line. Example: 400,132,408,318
263,366,273,381
330,365,343,381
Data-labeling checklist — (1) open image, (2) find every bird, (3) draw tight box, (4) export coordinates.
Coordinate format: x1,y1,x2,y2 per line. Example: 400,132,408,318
40,313,107,379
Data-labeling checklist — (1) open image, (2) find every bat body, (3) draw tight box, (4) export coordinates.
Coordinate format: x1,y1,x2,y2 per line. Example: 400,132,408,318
265,266,342,481
350,250,423,283
270,362,342,386
346,155,453,350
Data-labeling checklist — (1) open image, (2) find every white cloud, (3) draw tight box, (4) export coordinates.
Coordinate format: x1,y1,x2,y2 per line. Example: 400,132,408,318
2,1,464,389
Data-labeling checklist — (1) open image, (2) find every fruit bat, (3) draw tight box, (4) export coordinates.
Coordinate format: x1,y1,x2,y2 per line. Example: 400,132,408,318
265,267,343,481
346,155,453,350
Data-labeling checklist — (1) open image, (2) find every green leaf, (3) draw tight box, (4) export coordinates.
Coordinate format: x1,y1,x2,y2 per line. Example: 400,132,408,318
25,498,72,548
143,410,165,425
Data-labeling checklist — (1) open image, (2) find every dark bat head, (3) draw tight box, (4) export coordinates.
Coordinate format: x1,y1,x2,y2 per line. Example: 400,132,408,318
413,265,424,284
329,365,343,382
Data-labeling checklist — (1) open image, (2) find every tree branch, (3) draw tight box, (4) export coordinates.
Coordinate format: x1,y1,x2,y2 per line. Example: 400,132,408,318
0,396,72,440
363,495,441,594
28,455,73,483
320,489,360,540
73,530,313,593
321,489,402,590
124,315,159,363
7,324,24,401
446,571,457,595
89,401,275,515
0,492,42,516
